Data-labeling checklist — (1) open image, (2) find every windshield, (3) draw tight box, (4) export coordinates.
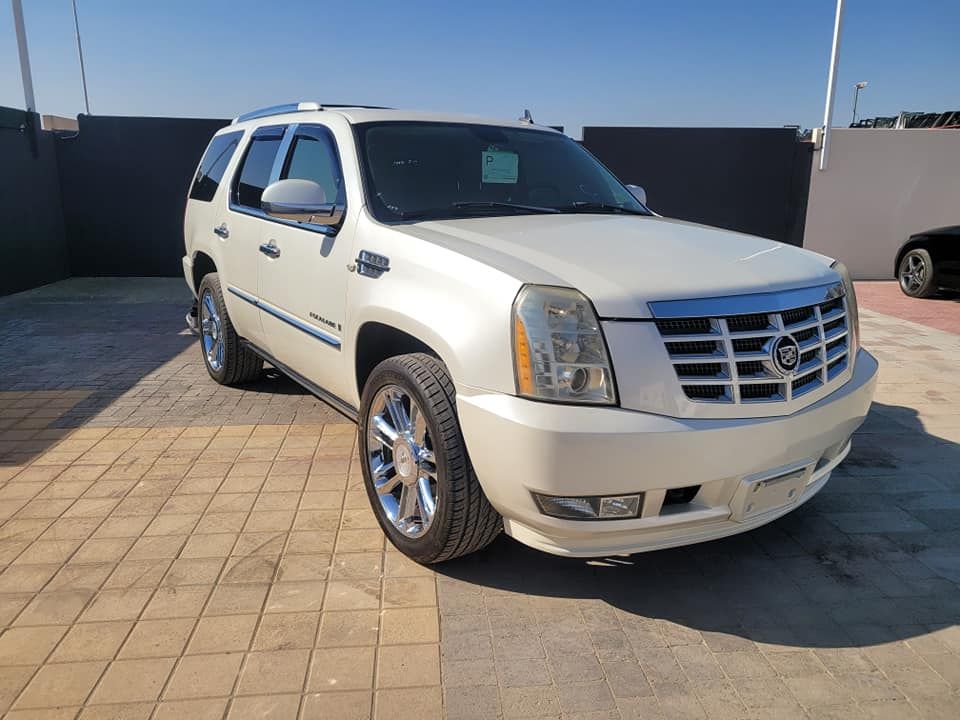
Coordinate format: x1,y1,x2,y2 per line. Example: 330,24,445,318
355,121,650,222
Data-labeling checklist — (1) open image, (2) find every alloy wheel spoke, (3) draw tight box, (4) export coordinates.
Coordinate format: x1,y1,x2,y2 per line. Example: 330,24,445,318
397,483,420,526
410,402,427,444
371,414,399,449
373,464,400,495
417,477,436,522
385,391,410,435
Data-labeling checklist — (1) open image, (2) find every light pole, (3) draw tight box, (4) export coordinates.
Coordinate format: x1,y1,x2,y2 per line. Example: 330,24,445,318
852,81,868,126
819,0,845,171
11,0,36,113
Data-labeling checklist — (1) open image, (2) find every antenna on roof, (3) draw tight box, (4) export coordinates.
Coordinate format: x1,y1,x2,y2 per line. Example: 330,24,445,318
519,109,534,124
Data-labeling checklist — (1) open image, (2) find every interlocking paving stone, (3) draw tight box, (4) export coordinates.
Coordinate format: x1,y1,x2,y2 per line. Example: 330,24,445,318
1,278,959,718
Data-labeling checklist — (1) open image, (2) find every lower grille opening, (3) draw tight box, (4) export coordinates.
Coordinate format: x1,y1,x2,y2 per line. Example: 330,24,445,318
792,372,820,393
663,485,701,506
682,384,728,400
740,383,782,400
674,362,725,378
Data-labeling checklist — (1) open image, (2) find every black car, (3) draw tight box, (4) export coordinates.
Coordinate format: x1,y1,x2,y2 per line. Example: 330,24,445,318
895,225,960,297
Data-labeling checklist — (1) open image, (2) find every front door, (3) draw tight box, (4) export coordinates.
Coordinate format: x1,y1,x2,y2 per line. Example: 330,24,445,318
258,123,355,401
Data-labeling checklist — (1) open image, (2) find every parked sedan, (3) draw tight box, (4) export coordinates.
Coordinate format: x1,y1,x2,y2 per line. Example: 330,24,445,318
896,226,960,297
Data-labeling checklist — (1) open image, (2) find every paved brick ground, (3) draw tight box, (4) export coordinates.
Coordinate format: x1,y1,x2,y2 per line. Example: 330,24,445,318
0,279,958,719
856,281,960,336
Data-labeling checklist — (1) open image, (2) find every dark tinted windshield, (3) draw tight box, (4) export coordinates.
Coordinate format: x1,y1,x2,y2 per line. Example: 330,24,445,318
355,122,649,222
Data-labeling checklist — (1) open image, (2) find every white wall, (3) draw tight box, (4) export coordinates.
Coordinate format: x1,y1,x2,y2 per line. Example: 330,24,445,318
804,129,960,279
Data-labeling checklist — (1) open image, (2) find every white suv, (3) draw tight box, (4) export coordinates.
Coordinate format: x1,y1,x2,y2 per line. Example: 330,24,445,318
183,102,878,563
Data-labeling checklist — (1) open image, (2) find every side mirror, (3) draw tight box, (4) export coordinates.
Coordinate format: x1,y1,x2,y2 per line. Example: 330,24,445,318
261,178,344,228
626,184,647,207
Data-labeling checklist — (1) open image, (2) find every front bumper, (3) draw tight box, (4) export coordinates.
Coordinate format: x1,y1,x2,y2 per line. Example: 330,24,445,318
456,349,878,557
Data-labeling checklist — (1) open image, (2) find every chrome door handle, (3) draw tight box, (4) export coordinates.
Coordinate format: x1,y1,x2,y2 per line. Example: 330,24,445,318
259,241,281,258
213,223,229,238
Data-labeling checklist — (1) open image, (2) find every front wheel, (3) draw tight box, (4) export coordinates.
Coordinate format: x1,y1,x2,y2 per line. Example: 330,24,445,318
358,353,501,563
898,248,938,298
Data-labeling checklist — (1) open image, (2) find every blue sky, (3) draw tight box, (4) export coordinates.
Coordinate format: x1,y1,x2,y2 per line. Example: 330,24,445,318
1,0,956,136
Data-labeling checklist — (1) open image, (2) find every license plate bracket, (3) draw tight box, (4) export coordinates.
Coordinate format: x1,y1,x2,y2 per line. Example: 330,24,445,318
730,466,810,522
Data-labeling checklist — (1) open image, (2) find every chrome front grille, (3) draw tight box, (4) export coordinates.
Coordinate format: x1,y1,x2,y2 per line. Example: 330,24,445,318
655,294,850,404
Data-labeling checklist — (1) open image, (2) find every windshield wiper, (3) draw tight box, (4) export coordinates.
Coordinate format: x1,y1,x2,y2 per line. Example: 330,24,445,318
558,201,649,216
451,201,560,214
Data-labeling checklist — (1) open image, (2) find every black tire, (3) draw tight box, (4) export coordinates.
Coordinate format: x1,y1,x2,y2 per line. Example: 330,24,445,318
898,248,938,298
197,272,263,385
358,353,502,563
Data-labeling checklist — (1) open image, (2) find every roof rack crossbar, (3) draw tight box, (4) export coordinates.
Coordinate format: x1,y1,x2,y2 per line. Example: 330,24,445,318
232,102,391,124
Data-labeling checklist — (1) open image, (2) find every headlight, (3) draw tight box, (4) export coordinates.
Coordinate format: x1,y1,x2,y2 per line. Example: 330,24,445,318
831,260,860,359
512,285,616,404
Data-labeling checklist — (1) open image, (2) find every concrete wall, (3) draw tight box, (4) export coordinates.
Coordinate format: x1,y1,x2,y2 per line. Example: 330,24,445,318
0,109,70,296
804,129,960,279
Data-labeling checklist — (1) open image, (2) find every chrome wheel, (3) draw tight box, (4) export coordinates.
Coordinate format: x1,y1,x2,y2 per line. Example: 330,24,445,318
900,254,926,294
200,289,224,372
366,385,438,538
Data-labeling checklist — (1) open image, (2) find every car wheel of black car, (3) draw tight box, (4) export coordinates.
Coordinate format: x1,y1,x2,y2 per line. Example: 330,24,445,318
898,248,938,298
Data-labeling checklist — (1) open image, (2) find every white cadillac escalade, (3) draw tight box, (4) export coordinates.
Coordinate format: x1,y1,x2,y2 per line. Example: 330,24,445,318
182,102,878,563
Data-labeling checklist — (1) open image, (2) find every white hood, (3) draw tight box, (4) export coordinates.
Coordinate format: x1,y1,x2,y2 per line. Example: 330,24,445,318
394,214,838,318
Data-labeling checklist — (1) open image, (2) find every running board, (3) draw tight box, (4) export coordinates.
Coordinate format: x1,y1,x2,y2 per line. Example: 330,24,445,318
239,340,359,423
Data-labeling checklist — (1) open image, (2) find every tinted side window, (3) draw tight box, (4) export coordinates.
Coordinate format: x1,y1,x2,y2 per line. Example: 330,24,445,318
281,126,344,205
233,126,284,209
189,131,242,202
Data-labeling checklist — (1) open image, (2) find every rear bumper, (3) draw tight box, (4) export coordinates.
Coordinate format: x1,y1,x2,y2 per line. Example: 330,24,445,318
456,349,878,557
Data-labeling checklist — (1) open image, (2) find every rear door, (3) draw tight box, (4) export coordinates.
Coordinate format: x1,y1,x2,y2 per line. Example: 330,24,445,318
219,124,286,349
257,122,355,399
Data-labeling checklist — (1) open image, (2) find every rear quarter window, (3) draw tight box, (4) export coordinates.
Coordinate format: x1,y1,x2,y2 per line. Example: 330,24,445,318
189,131,243,202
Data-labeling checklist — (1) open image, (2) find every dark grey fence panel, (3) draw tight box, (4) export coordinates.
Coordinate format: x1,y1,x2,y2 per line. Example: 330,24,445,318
0,108,69,296
581,127,812,247
56,115,229,277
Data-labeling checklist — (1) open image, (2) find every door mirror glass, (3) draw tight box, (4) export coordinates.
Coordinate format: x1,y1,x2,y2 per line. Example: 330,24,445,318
625,184,647,207
261,178,344,227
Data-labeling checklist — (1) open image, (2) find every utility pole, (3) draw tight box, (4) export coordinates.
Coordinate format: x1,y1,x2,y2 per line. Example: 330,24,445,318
72,0,91,114
819,0,844,172
11,0,36,113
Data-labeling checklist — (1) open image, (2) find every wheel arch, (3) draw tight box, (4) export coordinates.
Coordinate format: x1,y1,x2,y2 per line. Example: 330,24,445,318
192,251,218,292
353,320,449,401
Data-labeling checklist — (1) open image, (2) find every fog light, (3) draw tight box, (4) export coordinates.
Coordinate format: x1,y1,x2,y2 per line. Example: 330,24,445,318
533,493,643,520
599,495,641,518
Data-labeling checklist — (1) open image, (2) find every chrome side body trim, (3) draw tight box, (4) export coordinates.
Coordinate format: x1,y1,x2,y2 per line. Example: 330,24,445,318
227,286,341,349
648,282,844,319
240,339,358,422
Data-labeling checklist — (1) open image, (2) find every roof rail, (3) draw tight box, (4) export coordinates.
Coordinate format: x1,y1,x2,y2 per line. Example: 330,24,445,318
232,102,391,124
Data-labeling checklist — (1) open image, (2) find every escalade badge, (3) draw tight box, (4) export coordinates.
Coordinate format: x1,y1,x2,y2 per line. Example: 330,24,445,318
771,335,801,376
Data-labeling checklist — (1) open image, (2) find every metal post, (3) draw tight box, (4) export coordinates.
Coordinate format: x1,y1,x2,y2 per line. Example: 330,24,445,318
11,0,36,113
852,85,859,126
819,0,845,171
72,0,91,114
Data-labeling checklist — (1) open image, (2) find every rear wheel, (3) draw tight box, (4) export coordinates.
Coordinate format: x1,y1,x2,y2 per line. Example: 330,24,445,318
358,353,501,563
899,248,938,298
197,273,263,385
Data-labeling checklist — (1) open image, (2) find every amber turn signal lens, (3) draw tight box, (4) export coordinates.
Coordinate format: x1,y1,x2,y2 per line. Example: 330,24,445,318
514,315,535,395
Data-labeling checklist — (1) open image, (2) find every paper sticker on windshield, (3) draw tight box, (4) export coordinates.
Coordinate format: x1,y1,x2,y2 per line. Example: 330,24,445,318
481,150,518,184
